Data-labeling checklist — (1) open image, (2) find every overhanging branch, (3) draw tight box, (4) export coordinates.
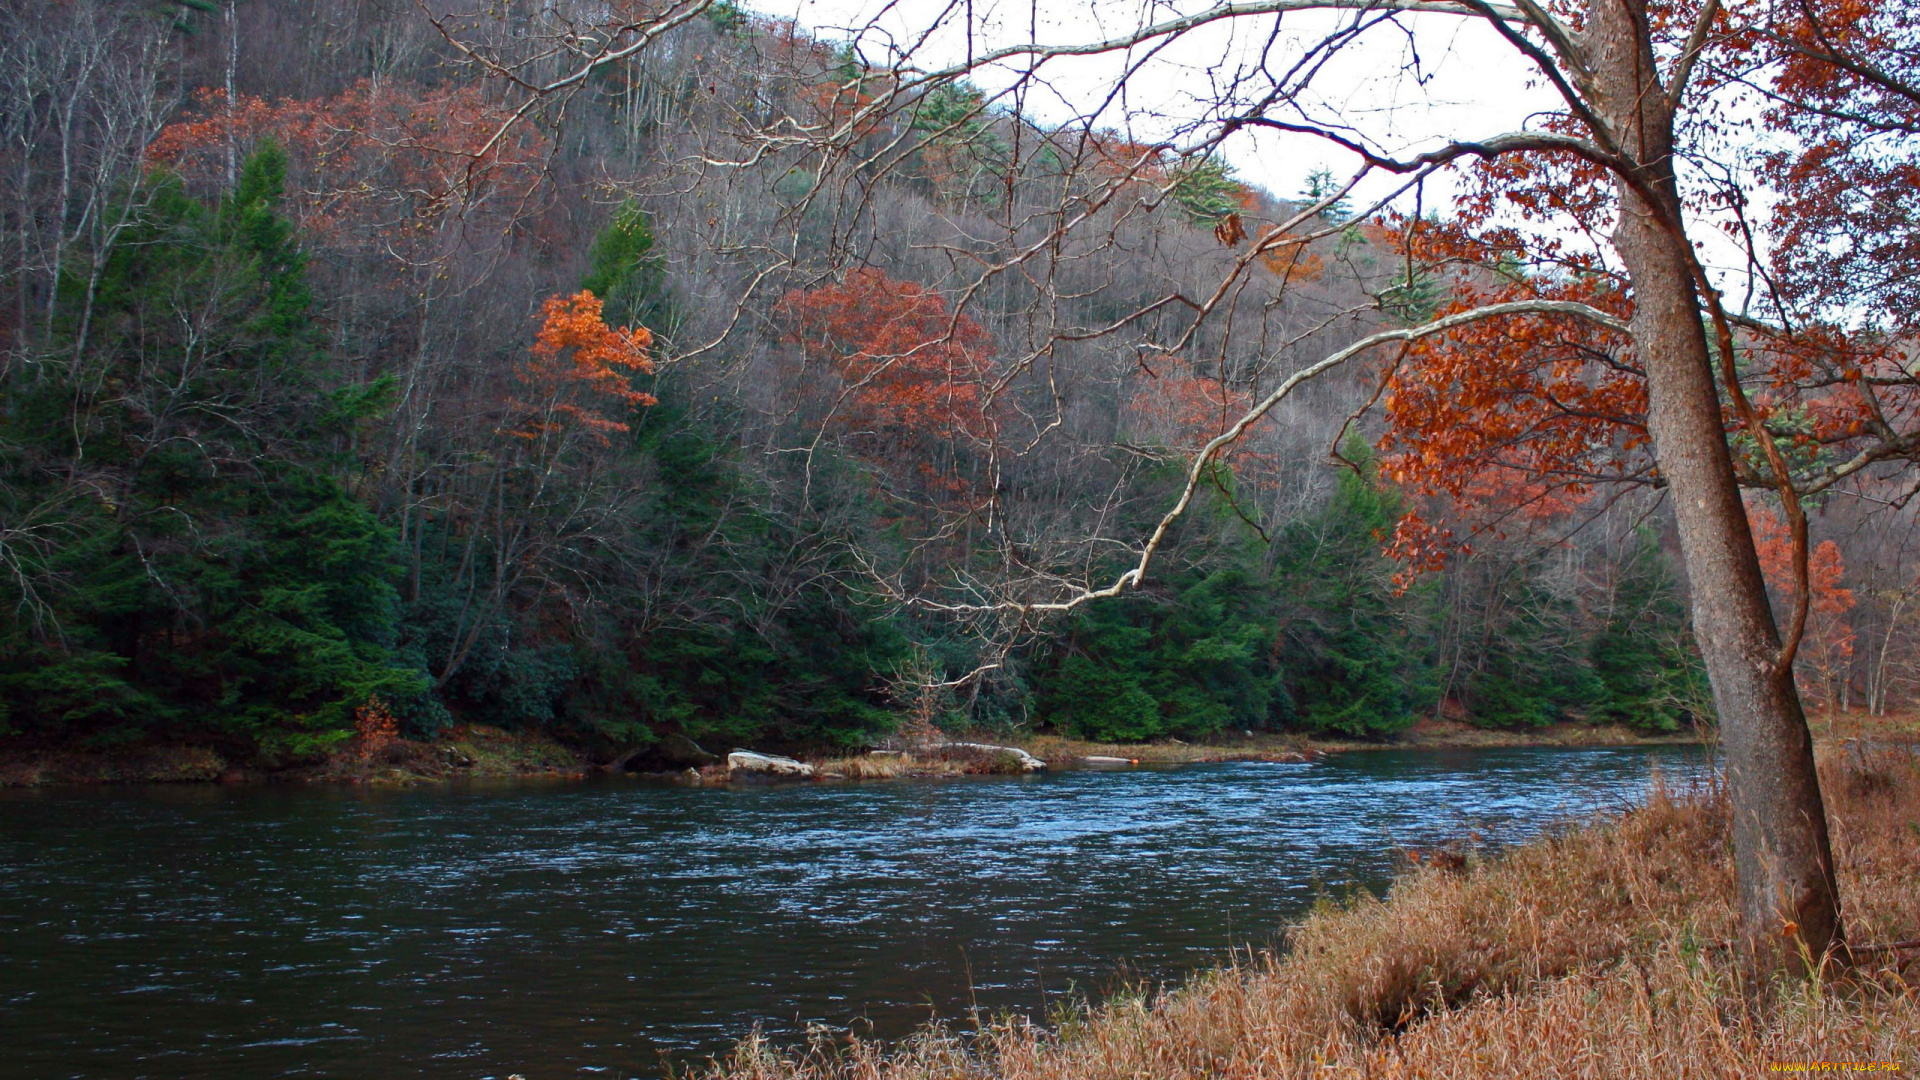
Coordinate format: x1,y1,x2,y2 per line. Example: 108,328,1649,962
914,298,1628,616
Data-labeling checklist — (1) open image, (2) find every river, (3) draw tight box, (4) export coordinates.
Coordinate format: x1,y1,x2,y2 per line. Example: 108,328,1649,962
0,744,1710,1079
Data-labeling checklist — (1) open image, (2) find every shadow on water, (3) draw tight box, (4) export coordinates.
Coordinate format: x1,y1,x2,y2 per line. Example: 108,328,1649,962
0,744,1713,1079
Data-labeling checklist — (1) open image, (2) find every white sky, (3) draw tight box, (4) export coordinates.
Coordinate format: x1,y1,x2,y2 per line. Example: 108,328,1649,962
750,0,1558,206
742,0,1769,287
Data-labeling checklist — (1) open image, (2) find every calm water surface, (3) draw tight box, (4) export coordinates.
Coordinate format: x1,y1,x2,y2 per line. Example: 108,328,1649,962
0,745,1710,1079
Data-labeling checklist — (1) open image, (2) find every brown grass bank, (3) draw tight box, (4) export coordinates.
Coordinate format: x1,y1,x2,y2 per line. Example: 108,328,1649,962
705,741,1920,1079
811,752,985,779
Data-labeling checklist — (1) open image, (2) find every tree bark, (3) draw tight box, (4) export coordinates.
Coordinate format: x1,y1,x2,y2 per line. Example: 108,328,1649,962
1585,0,1842,970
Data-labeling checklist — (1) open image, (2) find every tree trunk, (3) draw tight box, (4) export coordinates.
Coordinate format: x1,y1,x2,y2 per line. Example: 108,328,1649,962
1585,0,1842,970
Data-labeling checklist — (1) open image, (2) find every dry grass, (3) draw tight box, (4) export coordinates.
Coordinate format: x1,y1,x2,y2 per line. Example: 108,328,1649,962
313,724,589,785
813,750,1036,779
1375,716,1706,750
1805,708,1920,745
1017,733,1315,765
814,753,958,779
704,741,1920,1079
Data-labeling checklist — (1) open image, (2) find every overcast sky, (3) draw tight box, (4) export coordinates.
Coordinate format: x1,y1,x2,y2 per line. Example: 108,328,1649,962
748,0,1559,205
738,0,1775,289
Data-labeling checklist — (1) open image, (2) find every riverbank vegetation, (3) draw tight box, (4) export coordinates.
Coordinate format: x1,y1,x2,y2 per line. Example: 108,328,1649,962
705,741,1920,1079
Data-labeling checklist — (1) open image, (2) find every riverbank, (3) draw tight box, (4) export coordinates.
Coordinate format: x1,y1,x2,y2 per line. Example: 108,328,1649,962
3,711,1909,787
0,724,592,787
707,738,1920,1079
792,717,1704,780
1016,717,1703,768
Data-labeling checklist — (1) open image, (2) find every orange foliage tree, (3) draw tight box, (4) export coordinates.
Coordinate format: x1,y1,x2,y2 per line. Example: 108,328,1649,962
146,81,546,263
352,697,400,764
505,290,656,453
1759,0,1920,343
775,268,1003,583
1373,220,1645,575
1311,0,1920,964
776,267,999,455
1080,134,1172,190
1125,369,1254,454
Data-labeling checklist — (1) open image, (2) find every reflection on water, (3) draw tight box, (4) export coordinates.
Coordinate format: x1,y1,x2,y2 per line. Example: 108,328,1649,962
0,745,1710,1079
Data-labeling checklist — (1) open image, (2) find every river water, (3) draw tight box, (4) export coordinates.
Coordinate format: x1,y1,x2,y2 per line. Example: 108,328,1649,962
0,745,1710,1079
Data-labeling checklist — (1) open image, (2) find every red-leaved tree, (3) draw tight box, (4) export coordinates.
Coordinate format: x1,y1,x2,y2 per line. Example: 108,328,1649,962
1750,504,1857,714
776,268,1000,510
505,290,657,454
1375,220,1647,579
147,81,546,260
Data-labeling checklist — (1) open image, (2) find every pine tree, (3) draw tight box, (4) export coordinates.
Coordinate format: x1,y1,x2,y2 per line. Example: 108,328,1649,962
1588,530,1707,733
0,145,423,756
579,201,675,342
1269,451,1436,738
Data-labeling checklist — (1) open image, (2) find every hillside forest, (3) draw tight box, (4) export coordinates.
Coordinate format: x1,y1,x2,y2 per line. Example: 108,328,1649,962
1,0,1909,766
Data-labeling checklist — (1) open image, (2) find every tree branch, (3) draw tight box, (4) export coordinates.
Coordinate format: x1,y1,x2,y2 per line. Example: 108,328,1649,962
913,299,1628,616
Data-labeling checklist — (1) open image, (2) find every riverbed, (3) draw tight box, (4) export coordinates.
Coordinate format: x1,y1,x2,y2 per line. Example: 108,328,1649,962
0,745,1711,1079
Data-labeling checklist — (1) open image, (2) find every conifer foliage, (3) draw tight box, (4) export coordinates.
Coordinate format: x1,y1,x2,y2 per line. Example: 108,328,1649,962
0,145,422,756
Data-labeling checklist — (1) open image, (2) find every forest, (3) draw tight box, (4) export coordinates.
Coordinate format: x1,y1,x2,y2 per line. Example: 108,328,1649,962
0,0,1907,772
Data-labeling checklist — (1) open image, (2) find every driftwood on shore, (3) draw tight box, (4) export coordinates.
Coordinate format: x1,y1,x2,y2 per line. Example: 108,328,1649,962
930,742,1047,772
727,750,816,778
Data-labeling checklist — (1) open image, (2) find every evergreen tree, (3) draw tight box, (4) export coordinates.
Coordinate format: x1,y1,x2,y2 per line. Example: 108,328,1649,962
1588,530,1707,732
1448,554,1605,728
1268,456,1437,738
1035,563,1287,742
554,391,910,753
580,201,676,340
0,145,422,756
